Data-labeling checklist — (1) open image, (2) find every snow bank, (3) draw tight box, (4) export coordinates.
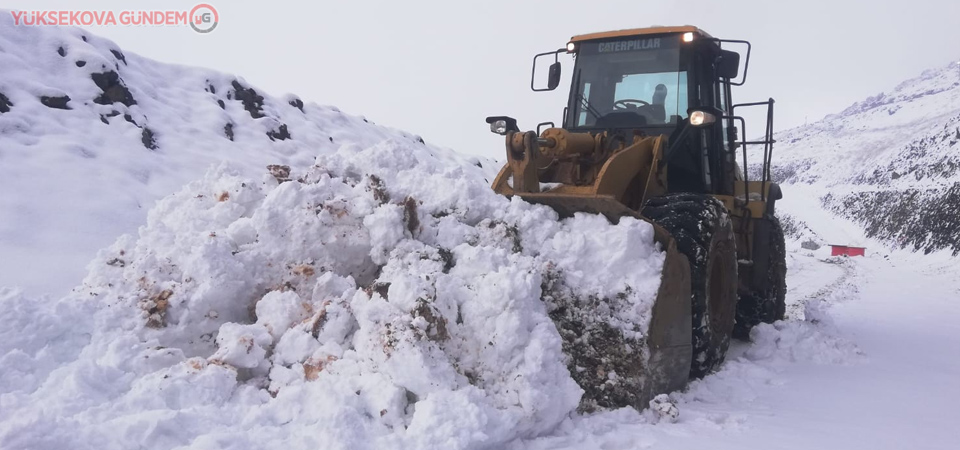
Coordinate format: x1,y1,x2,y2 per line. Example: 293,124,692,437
0,139,667,449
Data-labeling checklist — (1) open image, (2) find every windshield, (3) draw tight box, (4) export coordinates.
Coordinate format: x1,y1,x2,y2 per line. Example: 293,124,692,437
571,35,688,129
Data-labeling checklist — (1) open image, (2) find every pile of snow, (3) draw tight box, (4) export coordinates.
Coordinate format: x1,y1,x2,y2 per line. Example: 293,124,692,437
0,12,480,296
0,139,668,449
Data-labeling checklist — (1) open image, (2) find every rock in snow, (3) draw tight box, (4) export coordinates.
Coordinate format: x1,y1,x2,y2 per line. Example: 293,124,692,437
648,394,679,423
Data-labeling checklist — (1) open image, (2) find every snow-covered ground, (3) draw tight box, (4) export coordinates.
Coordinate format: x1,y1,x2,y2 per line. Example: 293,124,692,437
2,20,959,450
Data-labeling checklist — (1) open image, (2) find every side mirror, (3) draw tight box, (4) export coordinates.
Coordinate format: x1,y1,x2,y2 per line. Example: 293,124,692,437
547,62,561,90
717,50,740,79
531,49,565,92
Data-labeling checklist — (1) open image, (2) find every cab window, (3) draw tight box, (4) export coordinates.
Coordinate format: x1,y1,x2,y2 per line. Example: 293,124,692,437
571,34,689,128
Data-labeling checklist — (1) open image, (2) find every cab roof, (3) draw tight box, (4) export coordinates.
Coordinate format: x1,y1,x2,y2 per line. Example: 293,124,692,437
569,25,712,43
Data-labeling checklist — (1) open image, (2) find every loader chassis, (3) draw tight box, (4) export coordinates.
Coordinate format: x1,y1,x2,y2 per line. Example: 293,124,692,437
487,26,785,410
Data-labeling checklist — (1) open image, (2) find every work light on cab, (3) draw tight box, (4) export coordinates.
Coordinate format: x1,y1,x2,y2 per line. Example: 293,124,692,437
689,110,717,126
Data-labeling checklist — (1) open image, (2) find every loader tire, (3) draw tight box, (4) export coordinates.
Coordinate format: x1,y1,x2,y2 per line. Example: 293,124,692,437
642,193,738,379
733,216,787,339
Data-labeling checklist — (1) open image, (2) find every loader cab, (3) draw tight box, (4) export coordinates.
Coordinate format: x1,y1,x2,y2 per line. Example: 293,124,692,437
562,28,744,195
564,33,692,131
489,25,775,207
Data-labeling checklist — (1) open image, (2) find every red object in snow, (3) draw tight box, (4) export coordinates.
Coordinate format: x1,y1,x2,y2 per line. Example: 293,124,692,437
830,245,866,257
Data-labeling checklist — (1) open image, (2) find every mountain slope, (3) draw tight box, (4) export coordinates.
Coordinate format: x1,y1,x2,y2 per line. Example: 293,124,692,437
768,61,960,253
0,13,483,296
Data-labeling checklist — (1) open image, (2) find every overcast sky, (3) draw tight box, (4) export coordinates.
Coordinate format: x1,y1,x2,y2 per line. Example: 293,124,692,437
5,0,960,159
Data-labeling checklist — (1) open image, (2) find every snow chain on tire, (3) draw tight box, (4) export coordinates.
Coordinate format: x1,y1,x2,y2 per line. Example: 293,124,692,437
642,193,739,379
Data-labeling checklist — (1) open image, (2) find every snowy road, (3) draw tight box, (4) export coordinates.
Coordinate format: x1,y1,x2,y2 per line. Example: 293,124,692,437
822,254,960,449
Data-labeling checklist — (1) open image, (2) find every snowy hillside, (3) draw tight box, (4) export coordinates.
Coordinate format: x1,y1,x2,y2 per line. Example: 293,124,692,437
0,13,486,296
768,61,960,253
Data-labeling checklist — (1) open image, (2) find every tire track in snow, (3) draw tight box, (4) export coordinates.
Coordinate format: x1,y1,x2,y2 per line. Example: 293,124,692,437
787,255,859,320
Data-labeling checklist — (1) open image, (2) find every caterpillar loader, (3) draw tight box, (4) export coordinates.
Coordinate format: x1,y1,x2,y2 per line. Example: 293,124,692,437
486,26,786,411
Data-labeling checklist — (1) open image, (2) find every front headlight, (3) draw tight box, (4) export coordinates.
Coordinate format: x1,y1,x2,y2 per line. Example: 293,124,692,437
485,116,519,135
690,110,717,127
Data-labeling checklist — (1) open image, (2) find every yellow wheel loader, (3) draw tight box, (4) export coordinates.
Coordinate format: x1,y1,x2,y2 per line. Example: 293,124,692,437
486,26,786,410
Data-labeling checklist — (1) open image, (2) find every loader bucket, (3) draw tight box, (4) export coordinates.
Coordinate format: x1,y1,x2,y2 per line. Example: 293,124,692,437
642,233,692,406
490,131,692,409
507,188,693,409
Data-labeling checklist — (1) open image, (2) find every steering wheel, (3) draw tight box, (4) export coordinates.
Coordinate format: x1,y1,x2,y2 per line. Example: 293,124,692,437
613,99,650,110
